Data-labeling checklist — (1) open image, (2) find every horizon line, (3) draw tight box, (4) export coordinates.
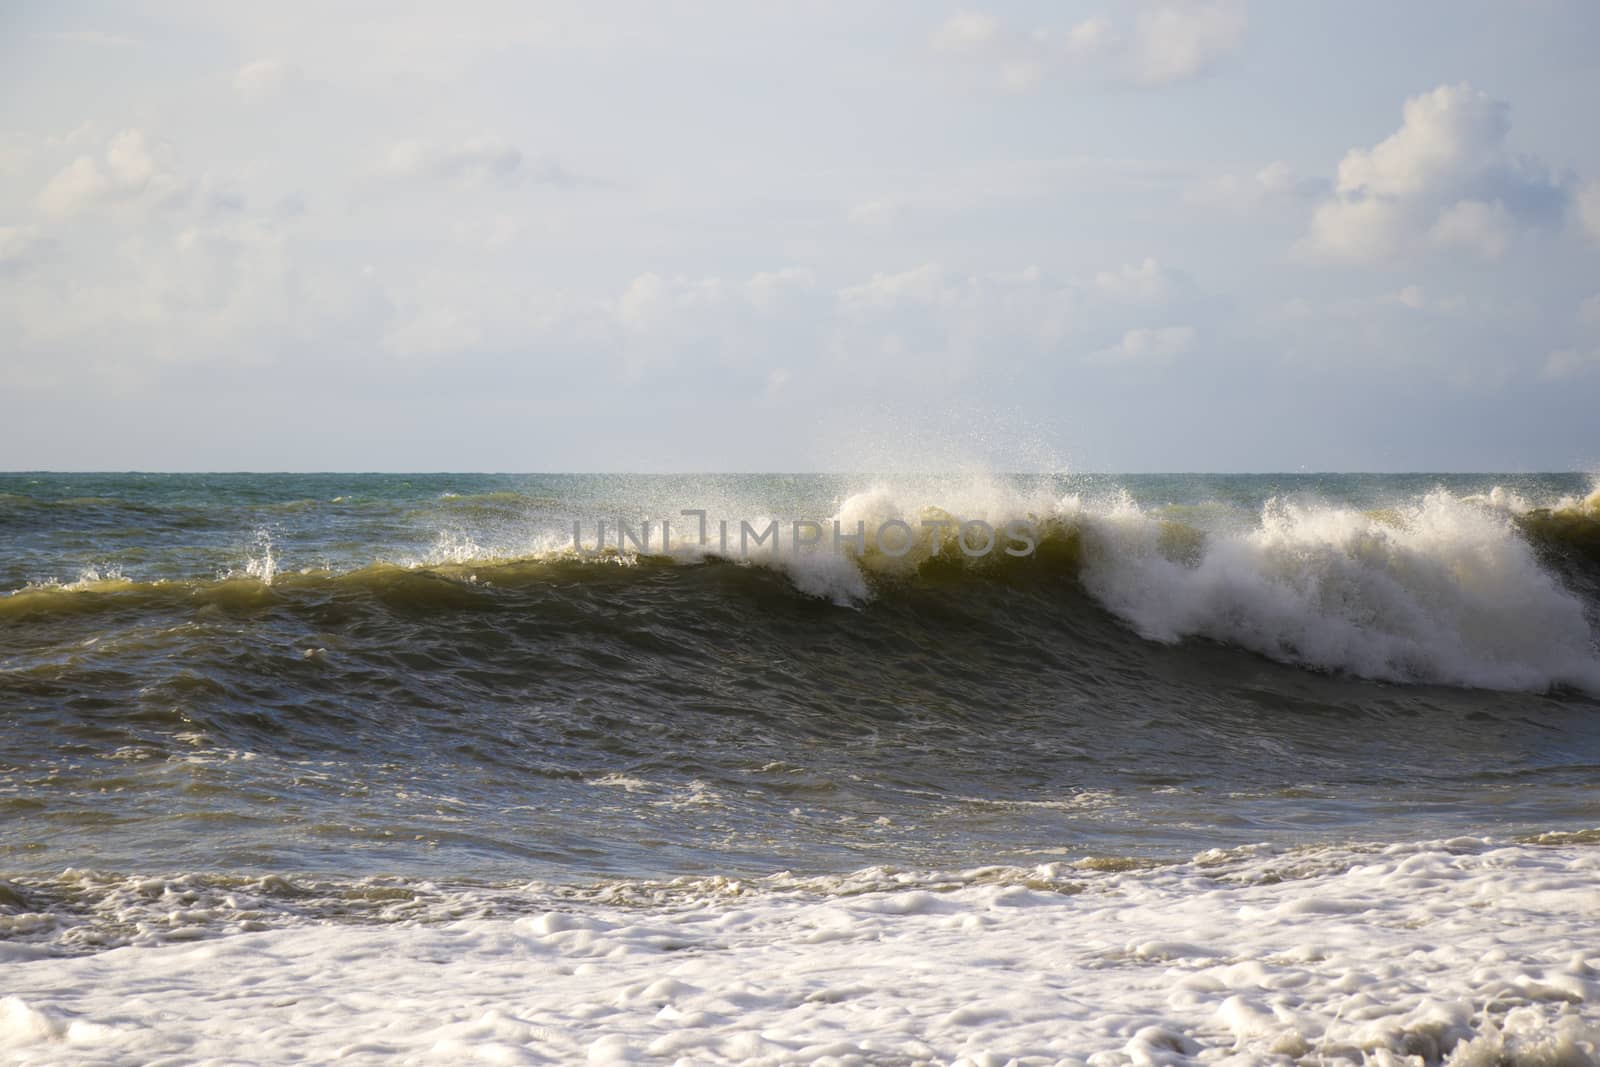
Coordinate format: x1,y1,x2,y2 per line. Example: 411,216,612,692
2,469,1594,478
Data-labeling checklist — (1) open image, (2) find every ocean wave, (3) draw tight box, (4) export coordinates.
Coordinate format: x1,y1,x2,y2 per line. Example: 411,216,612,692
1518,487,1600,564
6,483,1599,694
1069,488,1600,693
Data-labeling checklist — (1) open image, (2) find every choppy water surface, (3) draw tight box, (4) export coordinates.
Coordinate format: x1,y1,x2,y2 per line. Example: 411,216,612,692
3,472,1599,888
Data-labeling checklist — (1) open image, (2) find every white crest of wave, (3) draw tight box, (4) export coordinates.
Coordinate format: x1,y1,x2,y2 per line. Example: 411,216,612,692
420,528,489,566
1464,479,1600,516
1077,489,1600,692
242,529,276,584
389,475,1599,692
218,528,277,584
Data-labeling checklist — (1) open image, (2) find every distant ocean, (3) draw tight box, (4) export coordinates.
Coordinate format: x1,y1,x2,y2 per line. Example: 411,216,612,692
3,472,1599,1065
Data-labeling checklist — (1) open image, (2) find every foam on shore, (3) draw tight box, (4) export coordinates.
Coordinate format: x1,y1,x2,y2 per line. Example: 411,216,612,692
3,835,1597,1065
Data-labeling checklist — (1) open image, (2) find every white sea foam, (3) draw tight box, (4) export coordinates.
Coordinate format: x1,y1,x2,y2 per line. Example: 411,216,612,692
1465,480,1600,517
14,564,130,594
222,527,277,585
1073,489,1600,692
1,836,1597,1065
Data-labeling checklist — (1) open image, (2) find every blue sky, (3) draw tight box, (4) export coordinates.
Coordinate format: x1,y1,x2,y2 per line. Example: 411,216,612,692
3,1,1599,471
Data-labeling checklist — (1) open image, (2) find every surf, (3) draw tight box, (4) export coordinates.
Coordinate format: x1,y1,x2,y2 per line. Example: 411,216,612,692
8,479,1598,694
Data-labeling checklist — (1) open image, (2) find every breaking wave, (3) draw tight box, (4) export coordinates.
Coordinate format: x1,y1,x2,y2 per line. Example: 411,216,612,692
7,482,1599,694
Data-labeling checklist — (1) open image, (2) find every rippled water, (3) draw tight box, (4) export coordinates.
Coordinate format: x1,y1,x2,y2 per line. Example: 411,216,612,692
3,472,1599,890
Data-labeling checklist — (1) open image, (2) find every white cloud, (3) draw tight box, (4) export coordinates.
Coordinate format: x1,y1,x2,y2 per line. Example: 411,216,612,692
0,137,30,178
1263,280,1543,391
1129,1,1248,87
834,263,1083,379
838,263,1069,326
613,267,819,376
931,2,1247,92
378,138,584,187
1290,282,1502,322
1539,348,1600,382
998,59,1045,93
619,267,815,325
1385,285,1427,310
1303,195,1405,263
380,300,483,359
1186,160,1325,213
1,212,352,382
10,216,1196,391
1300,83,1566,264
1064,17,1117,59
1094,257,1182,303
36,156,110,218
1336,84,1508,199
35,130,181,219
234,59,302,95
451,213,527,249
847,199,898,227
1578,181,1600,244
373,260,602,362
929,12,1052,93
6,127,363,380
1429,199,1514,259
763,367,792,400
189,5,636,85
832,259,1205,379
930,13,1002,55
843,156,1193,233
1579,293,1600,328
374,259,1144,387
1091,325,1196,362
837,263,952,311
106,130,157,186
0,226,38,268
381,138,521,182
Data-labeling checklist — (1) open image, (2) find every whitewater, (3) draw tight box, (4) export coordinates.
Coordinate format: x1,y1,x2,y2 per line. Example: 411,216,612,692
4,836,1599,1064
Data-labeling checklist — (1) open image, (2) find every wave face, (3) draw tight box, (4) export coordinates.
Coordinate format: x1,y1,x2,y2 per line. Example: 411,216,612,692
3,472,1600,887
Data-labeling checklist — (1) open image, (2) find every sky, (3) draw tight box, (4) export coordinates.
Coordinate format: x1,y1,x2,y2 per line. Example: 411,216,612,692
2,0,1599,473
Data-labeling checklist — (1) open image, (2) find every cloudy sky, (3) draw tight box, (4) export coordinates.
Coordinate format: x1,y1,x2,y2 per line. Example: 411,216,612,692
3,1,1599,472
